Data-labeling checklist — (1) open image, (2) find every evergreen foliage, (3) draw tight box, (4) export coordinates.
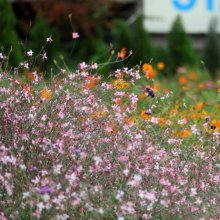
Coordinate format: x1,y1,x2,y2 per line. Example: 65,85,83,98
64,26,110,77
132,15,154,64
111,14,154,67
0,0,22,67
86,28,110,77
167,15,198,73
111,18,133,66
155,47,171,76
204,17,220,79
75,27,108,64
29,12,60,76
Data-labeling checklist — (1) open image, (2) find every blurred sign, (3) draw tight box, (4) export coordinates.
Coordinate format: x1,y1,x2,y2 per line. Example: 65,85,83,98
143,0,220,33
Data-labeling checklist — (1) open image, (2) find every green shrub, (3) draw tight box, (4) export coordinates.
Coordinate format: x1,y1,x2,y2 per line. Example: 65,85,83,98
167,15,198,73
203,17,220,79
0,0,22,67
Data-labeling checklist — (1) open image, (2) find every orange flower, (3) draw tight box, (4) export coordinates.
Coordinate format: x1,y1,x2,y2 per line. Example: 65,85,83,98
210,119,219,130
117,71,124,79
142,63,156,78
85,76,95,90
114,98,122,105
217,87,220,92
159,117,166,126
125,117,138,126
153,82,160,91
157,61,165,70
138,93,146,100
92,110,107,119
178,129,191,138
140,110,151,120
196,101,203,110
118,48,127,59
163,86,170,94
105,123,118,135
170,109,178,116
198,82,205,90
189,71,197,81
178,76,188,85
25,71,36,81
216,120,220,129
40,88,52,101
211,119,217,127
142,63,152,72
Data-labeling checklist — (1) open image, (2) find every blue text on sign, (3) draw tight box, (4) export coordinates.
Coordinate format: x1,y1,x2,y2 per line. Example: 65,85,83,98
172,0,214,11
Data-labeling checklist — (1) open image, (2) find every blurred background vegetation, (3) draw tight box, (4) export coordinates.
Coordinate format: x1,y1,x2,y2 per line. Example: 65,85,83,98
0,0,220,79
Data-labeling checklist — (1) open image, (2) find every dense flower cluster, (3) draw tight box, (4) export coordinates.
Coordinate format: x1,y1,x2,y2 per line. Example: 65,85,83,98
0,64,220,219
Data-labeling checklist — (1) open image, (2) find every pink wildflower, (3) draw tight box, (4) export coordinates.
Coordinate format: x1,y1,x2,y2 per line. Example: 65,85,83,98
27,50,33,57
159,177,171,186
72,32,80,39
46,35,53,43
90,63,98,69
0,53,4,59
160,199,170,208
42,52,47,61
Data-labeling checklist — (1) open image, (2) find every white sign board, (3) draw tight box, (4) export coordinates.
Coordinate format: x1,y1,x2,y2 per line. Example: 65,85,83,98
143,0,220,33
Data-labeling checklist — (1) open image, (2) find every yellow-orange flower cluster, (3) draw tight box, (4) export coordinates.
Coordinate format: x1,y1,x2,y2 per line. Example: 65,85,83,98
125,116,138,126
210,120,220,130
40,88,52,101
114,79,130,89
178,129,191,138
92,110,107,119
